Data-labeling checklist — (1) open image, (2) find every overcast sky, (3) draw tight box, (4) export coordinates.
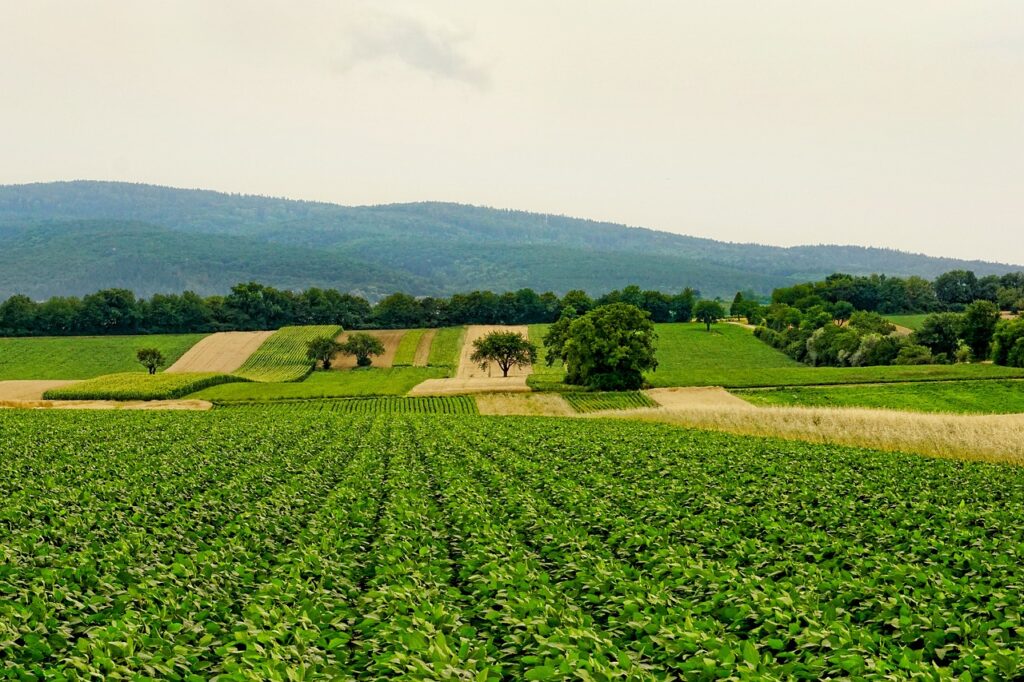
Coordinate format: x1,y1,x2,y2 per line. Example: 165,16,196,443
2,1,1022,264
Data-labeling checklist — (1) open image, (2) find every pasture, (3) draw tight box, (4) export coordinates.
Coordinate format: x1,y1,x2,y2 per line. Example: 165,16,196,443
885,314,931,331
2,408,1023,678
736,379,1024,414
0,333,206,380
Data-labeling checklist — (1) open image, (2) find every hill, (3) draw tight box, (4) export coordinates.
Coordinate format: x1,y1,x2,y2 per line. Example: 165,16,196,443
0,180,1018,299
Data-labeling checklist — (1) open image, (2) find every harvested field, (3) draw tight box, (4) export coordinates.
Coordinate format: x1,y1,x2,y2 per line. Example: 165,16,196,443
646,386,753,409
476,392,575,416
332,330,405,370
0,380,78,401
408,376,530,396
0,399,211,411
165,331,273,374
413,329,436,366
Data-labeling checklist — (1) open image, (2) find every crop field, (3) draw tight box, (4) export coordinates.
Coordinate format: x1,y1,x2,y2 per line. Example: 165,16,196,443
217,395,478,414
885,314,931,331
426,326,465,373
41,372,244,400
564,391,657,413
234,325,341,382
736,379,1024,414
392,328,427,366
192,366,448,401
3,409,1024,678
0,333,206,380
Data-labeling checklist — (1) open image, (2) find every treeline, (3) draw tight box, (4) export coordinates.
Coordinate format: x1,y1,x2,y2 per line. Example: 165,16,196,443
750,270,1024,369
770,270,1024,314
0,282,700,337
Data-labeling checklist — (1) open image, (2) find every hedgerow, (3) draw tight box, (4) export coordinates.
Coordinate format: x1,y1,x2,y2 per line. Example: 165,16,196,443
2,410,1024,678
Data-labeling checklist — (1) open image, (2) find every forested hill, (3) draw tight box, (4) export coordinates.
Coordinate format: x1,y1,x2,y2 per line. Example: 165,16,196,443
0,180,1017,300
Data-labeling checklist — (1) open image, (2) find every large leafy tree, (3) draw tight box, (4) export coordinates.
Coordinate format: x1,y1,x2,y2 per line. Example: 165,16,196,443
959,300,1000,359
306,336,342,370
693,300,725,331
549,303,658,390
470,331,538,377
913,313,963,358
338,332,385,367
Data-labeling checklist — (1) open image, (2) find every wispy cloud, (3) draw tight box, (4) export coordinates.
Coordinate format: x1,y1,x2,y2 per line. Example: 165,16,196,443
334,8,488,88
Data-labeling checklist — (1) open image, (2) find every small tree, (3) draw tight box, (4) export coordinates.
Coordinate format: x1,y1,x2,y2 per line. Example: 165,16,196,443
693,300,725,331
136,348,165,375
339,332,385,367
306,336,342,370
831,301,855,326
470,331,538,377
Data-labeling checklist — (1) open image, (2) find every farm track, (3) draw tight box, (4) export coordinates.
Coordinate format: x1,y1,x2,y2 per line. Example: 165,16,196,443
165,331,273,373
0,379,77,400
412,328,436,366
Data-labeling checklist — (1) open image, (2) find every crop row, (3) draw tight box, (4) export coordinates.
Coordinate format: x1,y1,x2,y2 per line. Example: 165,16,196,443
234,325,342,382
2,409,1024,678
217,395,478,414
563,391,657,412
41,371,244,400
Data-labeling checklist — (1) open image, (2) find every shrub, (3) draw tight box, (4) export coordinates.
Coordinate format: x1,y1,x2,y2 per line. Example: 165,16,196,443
894,344,933,365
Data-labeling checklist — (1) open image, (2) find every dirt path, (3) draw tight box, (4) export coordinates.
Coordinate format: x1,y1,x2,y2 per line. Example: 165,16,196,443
408,376,530,396
166,331,273,374
0,380,78,401
413,329,437,367
0,399,212,411
456,325,532,379
332,330,406,370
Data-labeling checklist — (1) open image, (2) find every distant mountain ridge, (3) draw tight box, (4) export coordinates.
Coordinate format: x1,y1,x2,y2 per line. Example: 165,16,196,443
0,180,1018,300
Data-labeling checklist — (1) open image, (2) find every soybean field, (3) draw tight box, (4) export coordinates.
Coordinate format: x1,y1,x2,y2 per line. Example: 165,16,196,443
2,409,1024,679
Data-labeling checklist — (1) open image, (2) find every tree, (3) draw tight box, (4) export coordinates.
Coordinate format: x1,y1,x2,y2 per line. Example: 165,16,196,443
338,332,385,367
913,313,963,357
959,300,1000,359
470,331,538,377
831,301,855,326
548,303,658,390
671,288,697,322
894,344,933,365
306,336,342,370
992,319,1024,367
934,270,978,307
136,348,165,375
730,292,746,317
693,300,725,331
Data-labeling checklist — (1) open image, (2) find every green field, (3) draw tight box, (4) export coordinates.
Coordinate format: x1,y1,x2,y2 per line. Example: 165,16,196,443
217,395,478,414
0,334,206,380
3,408,1024,678
234,325,341,382
426,326,465,373
736,379,1024,414
886,314,931,331
43,372,244,401
529,322,1024,389
564,391,657,413
192,366,447,401
392,328,425,366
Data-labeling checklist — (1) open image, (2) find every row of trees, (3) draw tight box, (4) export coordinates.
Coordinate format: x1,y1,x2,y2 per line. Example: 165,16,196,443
770,270,1024,315
0,282,702,337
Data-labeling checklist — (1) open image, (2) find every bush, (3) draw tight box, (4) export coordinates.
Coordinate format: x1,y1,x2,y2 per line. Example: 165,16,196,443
992,319,1024,367
894,344,933,365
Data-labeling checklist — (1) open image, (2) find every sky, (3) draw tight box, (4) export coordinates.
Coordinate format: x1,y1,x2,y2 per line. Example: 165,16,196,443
2,1,1022,264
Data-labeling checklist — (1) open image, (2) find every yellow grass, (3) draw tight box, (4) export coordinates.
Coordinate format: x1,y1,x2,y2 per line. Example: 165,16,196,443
597,404,1024,465
476,392,575,416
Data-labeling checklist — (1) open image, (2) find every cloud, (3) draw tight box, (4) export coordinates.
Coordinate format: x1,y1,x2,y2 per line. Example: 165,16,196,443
333,8,488,88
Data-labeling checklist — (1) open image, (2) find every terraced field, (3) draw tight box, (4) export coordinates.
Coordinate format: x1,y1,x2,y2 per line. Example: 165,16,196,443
3,408,1024,678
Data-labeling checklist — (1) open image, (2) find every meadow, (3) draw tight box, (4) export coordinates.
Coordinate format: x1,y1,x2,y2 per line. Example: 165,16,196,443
0,333,206,380
192,366,448,401
885,314,931,331
391,328,427,366
426,326,465,372
737,379,1024,414
2,408,1023,678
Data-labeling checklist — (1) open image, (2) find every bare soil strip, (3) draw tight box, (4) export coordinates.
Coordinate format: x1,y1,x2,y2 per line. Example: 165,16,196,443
408,376,530,396
166,331,274,374
0,380,78,401
476,392,575,416
332,330,406,370
413,329,437,367
646,386,754,409
456,325,532,379
0,399,212,411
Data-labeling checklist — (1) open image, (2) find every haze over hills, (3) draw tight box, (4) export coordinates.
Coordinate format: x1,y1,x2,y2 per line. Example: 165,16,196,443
0,180,1018,301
